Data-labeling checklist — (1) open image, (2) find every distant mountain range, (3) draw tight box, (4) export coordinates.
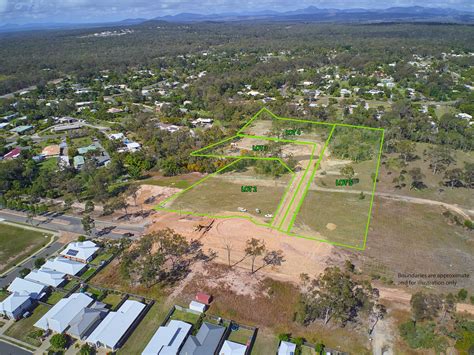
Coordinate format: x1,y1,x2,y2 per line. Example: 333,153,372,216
1,6,473,33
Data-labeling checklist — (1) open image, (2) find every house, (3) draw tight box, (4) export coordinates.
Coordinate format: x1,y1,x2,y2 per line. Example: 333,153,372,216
109,133,125,140
52,123,83,132
219,340,247,355
10,125,33,134
35,293,95,333
60,241,99,263
179,322,225,355
107,107,123,114
0,122,10,130
41,145,61,158
278,341,296,355
87,300,146,350
77,144,98,155
195,292,212,305
7,277,47,300
340,88,351,96
67,302,109,340
189,301,207,313
3,147,21,160
125,142,141,152
74,155,85,170
42,257,87,276
0,292,33,320
25,268,66,288
142,320,192,355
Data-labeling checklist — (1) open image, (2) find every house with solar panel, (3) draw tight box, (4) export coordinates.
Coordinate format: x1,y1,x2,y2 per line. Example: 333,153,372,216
60,241,100,263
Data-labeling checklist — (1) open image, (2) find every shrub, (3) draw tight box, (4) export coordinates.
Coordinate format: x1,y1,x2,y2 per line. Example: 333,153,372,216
278,333,291,342
50,333,67,349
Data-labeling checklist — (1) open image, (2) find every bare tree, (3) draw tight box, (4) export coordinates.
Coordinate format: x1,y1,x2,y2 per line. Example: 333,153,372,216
254,249,285,273
244,238,266,274
222,236,233,267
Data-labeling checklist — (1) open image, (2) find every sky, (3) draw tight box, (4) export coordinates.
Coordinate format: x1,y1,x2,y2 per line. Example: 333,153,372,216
0,0,472,25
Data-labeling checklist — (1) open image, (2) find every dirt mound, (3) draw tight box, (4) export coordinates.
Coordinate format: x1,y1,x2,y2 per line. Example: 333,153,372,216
127,184,181,210
326,223,337,230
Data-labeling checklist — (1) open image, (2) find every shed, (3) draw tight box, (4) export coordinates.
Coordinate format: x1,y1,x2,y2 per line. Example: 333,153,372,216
189,301,207,314
195,292,212,305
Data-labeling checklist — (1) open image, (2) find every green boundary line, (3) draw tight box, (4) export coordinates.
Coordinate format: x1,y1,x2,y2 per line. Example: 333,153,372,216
286,125,336,232
155,107,385,250
276,143,317,230
361,129,385,250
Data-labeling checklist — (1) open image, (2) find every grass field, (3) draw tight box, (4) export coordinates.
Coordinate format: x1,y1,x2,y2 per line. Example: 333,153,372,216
292,190,371,248
89,252,113,266
361,197,474,293
162,164,291,225
4,303,50,346
0,223,52,273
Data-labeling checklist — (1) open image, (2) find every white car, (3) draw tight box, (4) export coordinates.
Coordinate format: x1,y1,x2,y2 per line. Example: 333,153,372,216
238,207,247,212
264,214,273,218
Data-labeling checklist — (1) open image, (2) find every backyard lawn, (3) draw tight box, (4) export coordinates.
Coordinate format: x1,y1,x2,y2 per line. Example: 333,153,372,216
80,267,97,280
45,291,66,305
90,252,113,266
118,302,170,354
0,223,52,273
169,308,201,325
101,292,124,309
227,327,254,345
4,304,50,347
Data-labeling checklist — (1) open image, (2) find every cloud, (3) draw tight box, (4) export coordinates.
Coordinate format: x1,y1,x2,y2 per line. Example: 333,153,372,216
1,0,472,24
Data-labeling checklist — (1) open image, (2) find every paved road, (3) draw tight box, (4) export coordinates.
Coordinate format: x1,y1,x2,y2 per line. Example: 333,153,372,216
0,209,145,239
0,341,32,355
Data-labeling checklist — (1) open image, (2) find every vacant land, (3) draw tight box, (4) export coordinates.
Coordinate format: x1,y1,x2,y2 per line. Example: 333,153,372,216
162,164,291,225
0,222,52,272
356,197,474,293
292,190,371,248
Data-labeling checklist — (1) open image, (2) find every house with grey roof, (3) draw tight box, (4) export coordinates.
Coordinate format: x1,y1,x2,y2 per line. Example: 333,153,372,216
35,293,95,333
179,322,225,355
87,300,146,350
67,302,109,340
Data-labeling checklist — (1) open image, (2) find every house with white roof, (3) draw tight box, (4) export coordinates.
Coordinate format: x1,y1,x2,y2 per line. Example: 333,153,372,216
42,257,87,276
60,241,99,263
25,268,67,288
35,293,95,333
0,292,33,320
142,320,192,355
220,340,247,355
7,277,47,300
87,300,146,350
278,341,296,355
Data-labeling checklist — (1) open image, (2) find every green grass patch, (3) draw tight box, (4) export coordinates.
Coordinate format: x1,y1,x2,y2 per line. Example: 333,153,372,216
101,292,124,309
86,286,106,300
62,279,79,291
0,223,52,273
118,302,170,354
89,252,113,266
39,158,58,173
45,291,66,305
169,308,201,325
80,267,97,281
0,289,9,301
4,303,50,347
227,327,253,345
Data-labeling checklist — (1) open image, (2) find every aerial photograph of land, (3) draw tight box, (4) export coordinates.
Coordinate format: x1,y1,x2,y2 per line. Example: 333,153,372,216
0,1,473,354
